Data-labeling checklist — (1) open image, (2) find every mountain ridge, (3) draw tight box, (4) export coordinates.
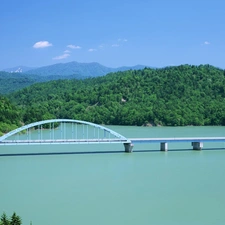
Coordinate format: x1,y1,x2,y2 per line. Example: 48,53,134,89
3,66,36,73
0,62,148,94
3,61,148,77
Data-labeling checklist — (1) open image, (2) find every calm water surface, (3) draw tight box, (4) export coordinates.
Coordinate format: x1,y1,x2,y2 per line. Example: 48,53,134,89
1,126,225,225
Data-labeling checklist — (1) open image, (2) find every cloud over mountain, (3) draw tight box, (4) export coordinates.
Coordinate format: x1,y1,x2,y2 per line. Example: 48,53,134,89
53,53,70,60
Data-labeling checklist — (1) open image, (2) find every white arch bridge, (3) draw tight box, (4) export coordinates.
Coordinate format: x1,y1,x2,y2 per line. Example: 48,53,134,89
0,119,134,152
2,119,225,153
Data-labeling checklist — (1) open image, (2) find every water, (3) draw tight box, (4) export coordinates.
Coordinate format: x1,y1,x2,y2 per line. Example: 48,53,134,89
1,126,225,225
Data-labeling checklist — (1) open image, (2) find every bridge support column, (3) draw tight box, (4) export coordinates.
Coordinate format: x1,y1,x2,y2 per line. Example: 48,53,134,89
124,143,134,153
160,142,168,151
192,142,203,150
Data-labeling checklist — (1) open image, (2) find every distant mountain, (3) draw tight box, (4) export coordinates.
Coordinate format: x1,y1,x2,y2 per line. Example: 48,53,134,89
25,61,147,77
3,66,36,73
0,62,148,94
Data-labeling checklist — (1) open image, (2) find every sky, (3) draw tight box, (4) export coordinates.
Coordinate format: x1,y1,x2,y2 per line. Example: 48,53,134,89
0,0,225,69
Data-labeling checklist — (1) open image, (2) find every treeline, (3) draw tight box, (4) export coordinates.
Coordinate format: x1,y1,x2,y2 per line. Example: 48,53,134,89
4,64,225,128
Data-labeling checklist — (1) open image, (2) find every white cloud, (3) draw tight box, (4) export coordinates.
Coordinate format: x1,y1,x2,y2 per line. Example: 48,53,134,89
118,38,128,42
67,44,81,49
88,48,97,52
53,53,70,60
112,44,120,47
64,50,71,53
33,41,53,48
204,41,210,45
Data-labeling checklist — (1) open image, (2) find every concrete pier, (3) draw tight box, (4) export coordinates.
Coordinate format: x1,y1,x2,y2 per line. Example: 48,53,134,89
160,142,168,151
124,143,134,153
192,142,203,150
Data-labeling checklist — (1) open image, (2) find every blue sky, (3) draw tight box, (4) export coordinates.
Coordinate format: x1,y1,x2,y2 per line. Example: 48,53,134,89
1,0,225,69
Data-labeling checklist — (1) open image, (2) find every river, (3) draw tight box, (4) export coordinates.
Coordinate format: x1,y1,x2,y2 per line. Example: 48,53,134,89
1,126,225,225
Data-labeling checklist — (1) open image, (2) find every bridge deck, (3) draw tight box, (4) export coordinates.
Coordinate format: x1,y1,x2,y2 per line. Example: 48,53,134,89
1,137,225,144
1,137,225,152
130,137,225,143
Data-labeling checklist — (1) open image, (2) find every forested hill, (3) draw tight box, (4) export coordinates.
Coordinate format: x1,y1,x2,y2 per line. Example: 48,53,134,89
0,70,94,95
7,64,225,128
0,71,39,94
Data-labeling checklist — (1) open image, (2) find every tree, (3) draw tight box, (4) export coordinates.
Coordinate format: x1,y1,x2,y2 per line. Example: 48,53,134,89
10,212,21,225
0,213,21,225
1,213,9,225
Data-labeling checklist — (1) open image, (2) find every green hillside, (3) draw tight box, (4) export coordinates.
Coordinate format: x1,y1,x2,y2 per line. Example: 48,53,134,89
0,95,21,135
0,71,86,95
8,64,225,127
0,71,37,94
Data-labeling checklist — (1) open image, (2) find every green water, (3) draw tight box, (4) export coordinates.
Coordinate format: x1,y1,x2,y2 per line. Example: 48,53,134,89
1,126,225,225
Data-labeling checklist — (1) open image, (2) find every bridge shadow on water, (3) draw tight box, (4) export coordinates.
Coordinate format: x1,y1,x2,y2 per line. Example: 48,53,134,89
0,147,225,157
0,150,125,157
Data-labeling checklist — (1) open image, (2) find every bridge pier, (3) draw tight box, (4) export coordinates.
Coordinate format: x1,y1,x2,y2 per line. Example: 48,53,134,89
124,143,134,153
160,142,168,151
192,142,203,150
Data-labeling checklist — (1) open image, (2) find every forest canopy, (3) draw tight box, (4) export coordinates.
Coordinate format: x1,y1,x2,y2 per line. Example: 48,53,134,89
1,64,225,134
0,95,21,135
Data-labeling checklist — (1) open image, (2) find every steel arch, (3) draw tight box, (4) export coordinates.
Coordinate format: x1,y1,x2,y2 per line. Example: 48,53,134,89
0,119,129,142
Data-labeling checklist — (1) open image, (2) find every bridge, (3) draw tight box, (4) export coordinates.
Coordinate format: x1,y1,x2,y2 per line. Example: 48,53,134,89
0,119,133,152
0,119,225,152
